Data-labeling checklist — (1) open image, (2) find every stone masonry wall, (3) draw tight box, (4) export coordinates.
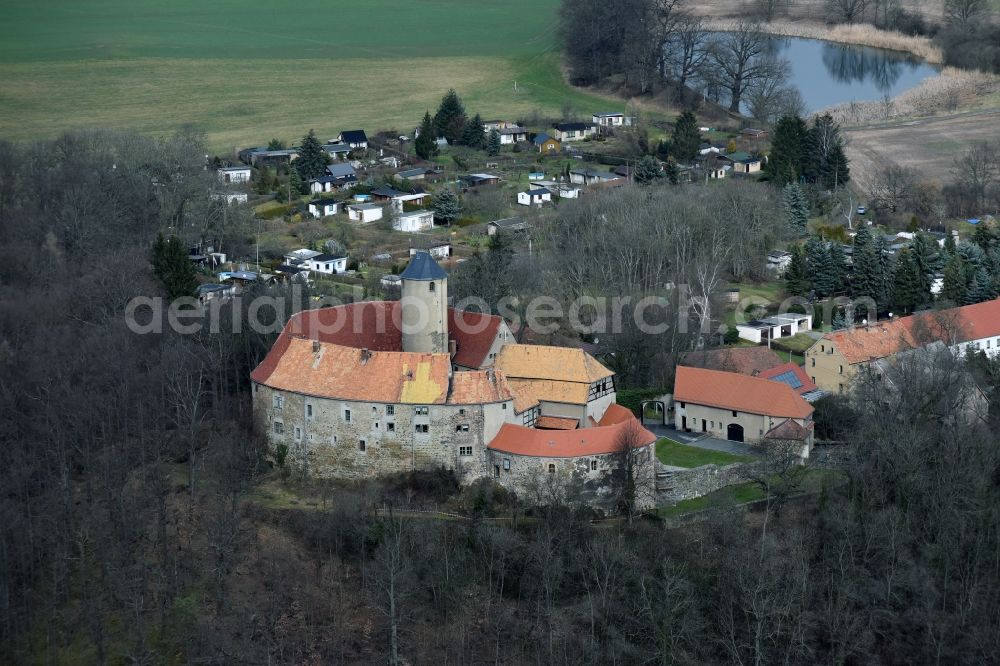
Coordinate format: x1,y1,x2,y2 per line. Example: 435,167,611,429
655,461,761,504
253,382,511,484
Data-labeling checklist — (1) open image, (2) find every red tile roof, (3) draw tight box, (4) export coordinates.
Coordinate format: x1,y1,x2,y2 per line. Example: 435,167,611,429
447,369,514,405
268,303,506,370
674,366,813,419
765,419,813,441
536,416,579,430
448,309,505,369
680,347,786,376
757,362,818,396
820,299,1000,365
488,412,655,458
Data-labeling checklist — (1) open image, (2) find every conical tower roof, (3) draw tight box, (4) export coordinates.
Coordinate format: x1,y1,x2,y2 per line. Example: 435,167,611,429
400,251,447,281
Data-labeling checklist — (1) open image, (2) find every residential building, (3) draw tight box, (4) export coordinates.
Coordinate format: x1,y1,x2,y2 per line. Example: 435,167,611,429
307,200,338,218
551,122,597,142
487,217,531,236
673,366,815,455
592,112,634,128
498,126,529,144
217,165,251,183
736,313,813,344
338,130,368,149
533,133,561,153
804,299,1000,393
347,203,384,224
306,254,348,275
394,209,435,232
569,168,619,186
766,250,792,273
517,188,552,206
322,142,353,160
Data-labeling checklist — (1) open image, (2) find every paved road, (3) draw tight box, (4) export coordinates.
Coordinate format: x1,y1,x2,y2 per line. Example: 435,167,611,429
648,424,759,457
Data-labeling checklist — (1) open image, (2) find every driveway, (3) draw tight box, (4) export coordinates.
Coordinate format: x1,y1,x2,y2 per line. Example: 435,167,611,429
650,424,759,457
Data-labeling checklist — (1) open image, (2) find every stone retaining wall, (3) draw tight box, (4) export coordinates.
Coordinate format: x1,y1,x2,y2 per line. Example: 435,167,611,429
655,461,760,504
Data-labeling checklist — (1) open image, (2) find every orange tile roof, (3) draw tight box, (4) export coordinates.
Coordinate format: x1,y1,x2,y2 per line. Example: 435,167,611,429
506,378,590,406
508,383,540,414
254,337,450,404
765,419,812,441
449,309,504,369
447,369,514,405
495,344,613,383
819,299,1000,365
597,403,638,426
680,347,786,376
674,365,813,419
757,362,818,396
536,416,579,430
488,415,655,458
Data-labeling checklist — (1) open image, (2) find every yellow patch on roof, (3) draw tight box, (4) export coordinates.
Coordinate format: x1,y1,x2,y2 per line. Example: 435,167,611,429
399,360,446,404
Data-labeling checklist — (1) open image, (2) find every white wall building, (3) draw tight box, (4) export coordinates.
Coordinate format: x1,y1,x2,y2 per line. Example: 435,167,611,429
395,210,435,232
218,166,251,183
306,254,348,275
348,203,384,224
737,313,813,344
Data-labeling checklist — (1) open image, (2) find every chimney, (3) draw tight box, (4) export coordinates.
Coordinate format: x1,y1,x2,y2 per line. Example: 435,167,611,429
448,339,457,358
360,347,372,363
312,340,321,353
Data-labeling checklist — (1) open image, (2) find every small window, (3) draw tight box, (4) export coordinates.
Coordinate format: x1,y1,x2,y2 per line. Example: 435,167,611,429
548,463,556,474
294,427,302,441
344,409,351,422
710,421,714,428
503,458,510,471
254,384,259,393
494,465,500,478
372,406,377,414
359,440,366,452
273,421,284,434
387,422,395,432
732,411,737,417
590,459,598,471
272,394,284,410
331,434,338,445
679,402,685,408
415,406,428,416
811,358,815,367
456,424,470,432
306,403,313,419
374,422,379,430
459,446,473,456
839,365,843,374
415,424,429,433
502,403,507,410
429,282,436,292
386,404,395,415
459,408,466,416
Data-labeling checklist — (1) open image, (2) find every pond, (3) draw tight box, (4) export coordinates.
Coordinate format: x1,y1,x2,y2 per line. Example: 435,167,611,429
767,35,940,112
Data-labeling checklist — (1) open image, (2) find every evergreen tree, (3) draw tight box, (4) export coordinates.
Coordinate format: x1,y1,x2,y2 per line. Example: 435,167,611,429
892,248,922,314
806,237,835,297
766,115,809,186
434,89,467,145
663,157,680,185
267,138,286,150
487,128,501,156
911,233,941,298
942,253,970,304
415,111,438,160
782,182,809,234
669,111,701,162
828,242,848,294
851,226,880,306
463,113,486,149
784,244,809,296
873,234,894,310
295,129,329,181
634,155,663,184
432,188,461,226
151,234,197,299
943,231,957,256
966,267,997,304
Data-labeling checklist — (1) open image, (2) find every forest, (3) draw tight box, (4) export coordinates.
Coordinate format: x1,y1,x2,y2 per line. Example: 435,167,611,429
0,131,998,664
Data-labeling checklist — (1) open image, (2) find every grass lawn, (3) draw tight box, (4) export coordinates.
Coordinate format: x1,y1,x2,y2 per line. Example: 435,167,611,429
0,0,630,151
727,281,786,306
655,438,753,468
771,332,816,354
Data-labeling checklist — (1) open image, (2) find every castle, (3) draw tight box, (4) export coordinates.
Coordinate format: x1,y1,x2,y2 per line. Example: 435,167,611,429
251,252,656,507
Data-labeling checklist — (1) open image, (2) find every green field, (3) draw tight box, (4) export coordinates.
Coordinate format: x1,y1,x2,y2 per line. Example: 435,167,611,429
0,0,621,152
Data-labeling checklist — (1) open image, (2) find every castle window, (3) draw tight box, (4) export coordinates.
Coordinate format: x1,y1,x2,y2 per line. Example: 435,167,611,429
459,408,466,416
732,411,737,417
294,427,302,441
387,422,395,432
272,394,284,410
679,402,685,408
386,405,395,415
839,365,843,374
344,408,351,422
459,446,473,456
415,406,429,416
548,463,556,474
372,406,377,414
359,440,366,452
811,358,815,367
273,421,284,434
332,435,338,445
456,424,469,432
254,384,259,393
415,424,429,433
502,403,507,410
590,459,598,471
503,458,510,471
305,403,313,419
374,422,379,430
494,465,500,478
429,282,435,292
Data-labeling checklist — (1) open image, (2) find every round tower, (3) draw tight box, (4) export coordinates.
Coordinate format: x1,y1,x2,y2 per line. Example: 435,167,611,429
400,252,448,354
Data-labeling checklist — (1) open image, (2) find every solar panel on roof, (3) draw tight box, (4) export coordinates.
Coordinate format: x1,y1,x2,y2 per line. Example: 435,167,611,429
770,370,802,389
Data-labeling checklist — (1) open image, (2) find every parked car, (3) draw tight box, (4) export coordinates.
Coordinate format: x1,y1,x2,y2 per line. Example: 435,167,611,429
857,205,867,215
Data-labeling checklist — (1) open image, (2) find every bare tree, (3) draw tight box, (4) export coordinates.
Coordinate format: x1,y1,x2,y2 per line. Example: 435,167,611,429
708,21,789,114
370,512,412,666
944,0,986,26
869,163,916,213
829,0,868,23
665,13,709,97
611,420,656,523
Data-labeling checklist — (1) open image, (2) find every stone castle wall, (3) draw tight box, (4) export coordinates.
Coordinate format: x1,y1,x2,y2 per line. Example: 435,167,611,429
655,461,760,504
